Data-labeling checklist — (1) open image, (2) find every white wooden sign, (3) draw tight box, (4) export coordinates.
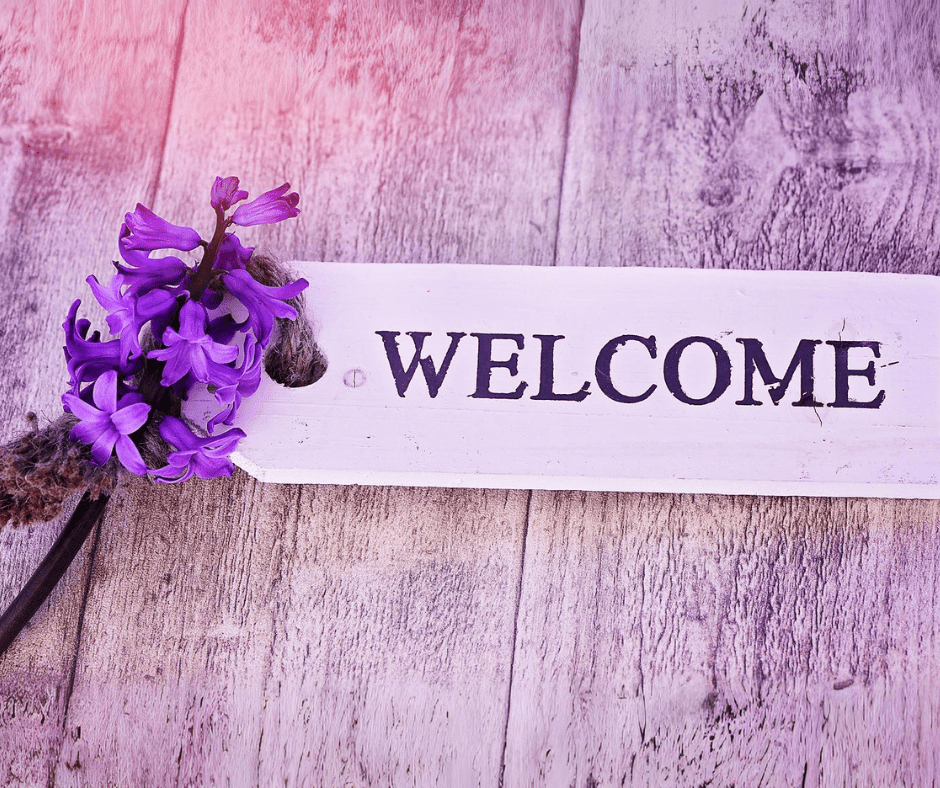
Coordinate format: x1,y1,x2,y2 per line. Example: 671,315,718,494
185,263,940,498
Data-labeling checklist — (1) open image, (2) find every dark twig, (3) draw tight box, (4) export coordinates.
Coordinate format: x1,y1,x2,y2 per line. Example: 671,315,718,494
0,491,110,655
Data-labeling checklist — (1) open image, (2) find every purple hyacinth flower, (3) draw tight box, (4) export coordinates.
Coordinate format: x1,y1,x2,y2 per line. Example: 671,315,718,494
230,183,300,226
213,233,254,272
210,176,249,212
150,416,246,483
62,369,151,474
223,268,308,344
86,273,132,336
120,204,202,252
116,240,191,295
63,300,138,395
87,273,177,358
206,312,242,346
149,300,241,387
147,287,187,343
207,334,264,432
87,273,137,358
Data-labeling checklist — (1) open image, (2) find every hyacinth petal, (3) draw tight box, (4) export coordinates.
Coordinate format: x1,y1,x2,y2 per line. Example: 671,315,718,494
157,414,195,448
199,287,224,310
223,269,307,343
195,427,246,458
150,463,193,483
153,325,181,347
90,431,117,466
105,313,126,338
226,269,307,308
116,390,144,409
193,455,234,479
70,419,107,445
87,273,126,317
137,287,177,318
205,341,239,365
188,350,210,382
117,243,189,274
115,435,148,475
116,244,191,295
151,416,244,483
158,353,192,387
161,416,245,454
170,373,196,400
88,272,139,343
87,273,117,308
230,183,300,226
63,393,105,423
150,293,186,341
206,374,248,431
207,313,241,346
121,204,202,252
207,402,236,433
214,233,254,272
208,363,243,388
110,401,151,435
92,370,118,413
178,299,207,336
238,370,261,398
149,335,190,386
62,299,137,394
211,176,249,211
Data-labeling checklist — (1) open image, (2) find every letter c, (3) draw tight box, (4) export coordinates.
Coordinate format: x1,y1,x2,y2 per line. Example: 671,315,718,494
595,335,657,403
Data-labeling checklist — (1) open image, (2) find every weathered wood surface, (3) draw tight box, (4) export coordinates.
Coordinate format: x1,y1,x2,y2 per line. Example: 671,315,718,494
558,0,940,275
0,0,937,786
504,494,940,786
0,4,186,785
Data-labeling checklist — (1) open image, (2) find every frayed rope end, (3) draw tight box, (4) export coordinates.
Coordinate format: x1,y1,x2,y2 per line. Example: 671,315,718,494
0,415,118,527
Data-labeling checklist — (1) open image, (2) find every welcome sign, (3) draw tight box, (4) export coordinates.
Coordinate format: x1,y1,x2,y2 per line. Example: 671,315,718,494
185,264,940,498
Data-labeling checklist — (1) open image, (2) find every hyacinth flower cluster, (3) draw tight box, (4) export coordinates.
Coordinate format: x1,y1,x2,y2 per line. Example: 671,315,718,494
61,178,306,482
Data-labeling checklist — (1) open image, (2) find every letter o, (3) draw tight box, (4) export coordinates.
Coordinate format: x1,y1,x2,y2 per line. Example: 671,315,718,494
663,337,731,405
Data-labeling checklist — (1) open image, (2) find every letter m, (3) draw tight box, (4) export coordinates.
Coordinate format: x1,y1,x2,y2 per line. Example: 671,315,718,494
735,338,822,406
376,331,465,398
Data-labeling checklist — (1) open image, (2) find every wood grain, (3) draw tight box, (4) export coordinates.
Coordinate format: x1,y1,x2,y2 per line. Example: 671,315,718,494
0,496,92,786
56,475,530,786
254,486,528,786
156,0,584,268
0,4,185,784
556,0,940,274
503,493,940,786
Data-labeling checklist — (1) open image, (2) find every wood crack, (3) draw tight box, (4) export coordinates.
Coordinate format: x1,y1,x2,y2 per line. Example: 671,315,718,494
149,0,191,209
497,488,533,788
551,0,586,268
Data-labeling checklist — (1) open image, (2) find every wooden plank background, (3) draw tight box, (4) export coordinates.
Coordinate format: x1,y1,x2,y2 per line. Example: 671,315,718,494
0,0,937,785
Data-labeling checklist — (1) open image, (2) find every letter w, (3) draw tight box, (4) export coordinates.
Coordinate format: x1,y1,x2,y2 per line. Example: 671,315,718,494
735,338,822,406
376,331,465,397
